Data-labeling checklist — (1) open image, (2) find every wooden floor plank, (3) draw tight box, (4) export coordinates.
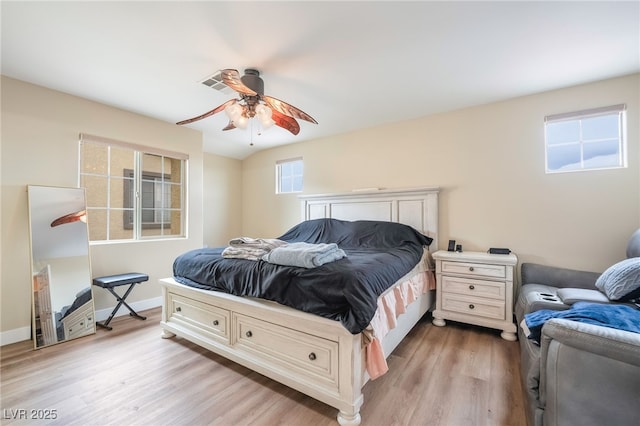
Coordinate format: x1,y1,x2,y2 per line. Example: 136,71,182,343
0,308,526,425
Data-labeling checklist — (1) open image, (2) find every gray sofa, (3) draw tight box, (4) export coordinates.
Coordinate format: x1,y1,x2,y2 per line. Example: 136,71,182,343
515,229,640,426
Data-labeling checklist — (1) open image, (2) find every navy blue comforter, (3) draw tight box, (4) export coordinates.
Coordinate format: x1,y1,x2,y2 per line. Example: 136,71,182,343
173,218,432,334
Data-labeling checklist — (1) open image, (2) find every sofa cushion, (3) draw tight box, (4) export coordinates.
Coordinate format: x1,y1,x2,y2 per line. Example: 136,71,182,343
556,288,610,305
595,257,640,301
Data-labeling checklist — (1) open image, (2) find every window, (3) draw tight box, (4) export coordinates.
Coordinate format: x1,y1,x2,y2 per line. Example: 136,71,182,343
544,104,626,173
79,134,187,242
123,169,172,229
276,158,303,194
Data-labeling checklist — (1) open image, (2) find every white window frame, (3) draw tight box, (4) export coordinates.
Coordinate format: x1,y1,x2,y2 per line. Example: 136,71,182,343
544,104,627,174
79,133,187,242
275,157,304,194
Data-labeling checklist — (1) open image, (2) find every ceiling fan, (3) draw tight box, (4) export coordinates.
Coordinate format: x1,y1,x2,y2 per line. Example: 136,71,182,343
176,69,318,135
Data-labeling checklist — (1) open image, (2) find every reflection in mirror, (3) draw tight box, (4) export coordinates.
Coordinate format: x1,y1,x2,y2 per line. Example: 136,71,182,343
27,185,96,349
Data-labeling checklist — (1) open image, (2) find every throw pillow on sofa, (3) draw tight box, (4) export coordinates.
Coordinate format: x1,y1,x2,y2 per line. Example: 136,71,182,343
595,257,640,301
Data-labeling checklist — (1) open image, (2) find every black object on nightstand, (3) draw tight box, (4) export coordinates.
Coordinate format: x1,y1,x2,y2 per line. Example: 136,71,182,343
489,248,511,255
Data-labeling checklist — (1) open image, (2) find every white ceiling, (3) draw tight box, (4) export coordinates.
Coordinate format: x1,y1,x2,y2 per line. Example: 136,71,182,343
2,1,638,160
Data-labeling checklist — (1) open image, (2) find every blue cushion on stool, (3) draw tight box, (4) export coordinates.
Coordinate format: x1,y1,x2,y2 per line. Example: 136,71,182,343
93,273,149,288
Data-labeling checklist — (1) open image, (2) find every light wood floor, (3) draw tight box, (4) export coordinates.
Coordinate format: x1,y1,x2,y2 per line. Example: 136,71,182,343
1,308,526,426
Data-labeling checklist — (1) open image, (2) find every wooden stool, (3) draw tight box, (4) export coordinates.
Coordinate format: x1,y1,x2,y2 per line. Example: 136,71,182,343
92,273,149,330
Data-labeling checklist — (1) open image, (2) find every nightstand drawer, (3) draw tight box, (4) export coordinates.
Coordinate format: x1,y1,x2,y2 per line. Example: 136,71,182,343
440,276,505,300
441,260,505,279
441,293,505,320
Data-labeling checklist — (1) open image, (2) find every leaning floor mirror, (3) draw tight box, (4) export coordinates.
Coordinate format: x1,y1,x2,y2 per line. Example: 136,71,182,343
27,185,96,348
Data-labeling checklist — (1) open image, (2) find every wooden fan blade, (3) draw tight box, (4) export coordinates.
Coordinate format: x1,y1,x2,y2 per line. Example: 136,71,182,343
222,121,236,131
221,69,257,96
176,99,237,125
51,210,86,227
263,96,318,124
272,109,300,135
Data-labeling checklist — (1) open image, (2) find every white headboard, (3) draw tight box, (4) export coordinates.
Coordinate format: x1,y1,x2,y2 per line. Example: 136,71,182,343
299,187,439,249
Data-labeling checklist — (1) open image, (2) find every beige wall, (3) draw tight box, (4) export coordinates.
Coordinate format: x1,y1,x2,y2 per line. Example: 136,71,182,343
242,73,640,275
203,153,243,247
0,76,237,339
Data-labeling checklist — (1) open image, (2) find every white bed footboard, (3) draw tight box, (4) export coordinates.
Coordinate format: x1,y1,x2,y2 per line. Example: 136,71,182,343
160,278,366,425
160,277,432,425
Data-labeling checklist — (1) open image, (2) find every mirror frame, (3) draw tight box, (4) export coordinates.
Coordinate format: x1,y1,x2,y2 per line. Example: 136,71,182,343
27,185,96,349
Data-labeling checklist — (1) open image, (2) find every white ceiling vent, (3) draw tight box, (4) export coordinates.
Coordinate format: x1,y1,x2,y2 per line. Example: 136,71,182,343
200,70,233,94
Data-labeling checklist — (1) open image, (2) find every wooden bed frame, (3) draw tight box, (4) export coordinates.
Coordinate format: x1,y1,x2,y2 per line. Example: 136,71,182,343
159,187,439,425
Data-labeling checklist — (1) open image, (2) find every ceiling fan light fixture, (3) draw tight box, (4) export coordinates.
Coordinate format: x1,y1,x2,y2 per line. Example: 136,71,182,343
224,102,243,121
234,115,249,130
255,103,271,117
255,104,274,129
259,116,275,130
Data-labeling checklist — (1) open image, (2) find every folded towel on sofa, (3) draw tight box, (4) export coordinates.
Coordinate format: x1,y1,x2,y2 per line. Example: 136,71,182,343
262,242,346,268
524,301,640,343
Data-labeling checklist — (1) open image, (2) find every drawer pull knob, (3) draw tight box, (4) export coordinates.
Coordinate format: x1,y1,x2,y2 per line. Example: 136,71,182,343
309,352,317,361
176,307,182,312
213,320,219,326
469,285,475,290
246,331,253,338
469,304,475,310
469,266,475,272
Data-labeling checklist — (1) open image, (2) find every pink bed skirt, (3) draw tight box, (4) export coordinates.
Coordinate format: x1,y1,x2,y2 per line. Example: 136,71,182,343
365,268,436,379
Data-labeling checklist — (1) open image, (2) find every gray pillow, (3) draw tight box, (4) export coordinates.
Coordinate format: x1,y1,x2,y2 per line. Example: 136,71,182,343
595,258,640,301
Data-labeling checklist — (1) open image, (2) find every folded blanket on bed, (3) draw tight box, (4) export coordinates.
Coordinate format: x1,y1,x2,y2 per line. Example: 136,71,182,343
229,237,287,249
262,242,346,268
524,301,640,343
222,246,269,261
222,237,288,260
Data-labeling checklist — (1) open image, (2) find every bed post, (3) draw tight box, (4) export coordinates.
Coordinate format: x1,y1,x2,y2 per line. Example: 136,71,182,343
160,284,176,339
335,332,364,425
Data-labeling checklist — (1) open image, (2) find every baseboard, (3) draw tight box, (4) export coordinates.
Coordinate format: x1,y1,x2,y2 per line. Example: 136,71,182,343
1,297,162,347
0,326,31,347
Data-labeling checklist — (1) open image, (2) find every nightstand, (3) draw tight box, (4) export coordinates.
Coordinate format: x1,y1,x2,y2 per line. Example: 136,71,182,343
432,250,518,341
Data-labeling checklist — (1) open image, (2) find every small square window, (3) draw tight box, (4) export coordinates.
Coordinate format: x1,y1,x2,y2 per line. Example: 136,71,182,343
544,104,626,173
276,158,303,194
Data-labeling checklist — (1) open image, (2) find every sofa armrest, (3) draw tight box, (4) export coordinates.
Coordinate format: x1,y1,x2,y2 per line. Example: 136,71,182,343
539,318,640,426
521,263,600,290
